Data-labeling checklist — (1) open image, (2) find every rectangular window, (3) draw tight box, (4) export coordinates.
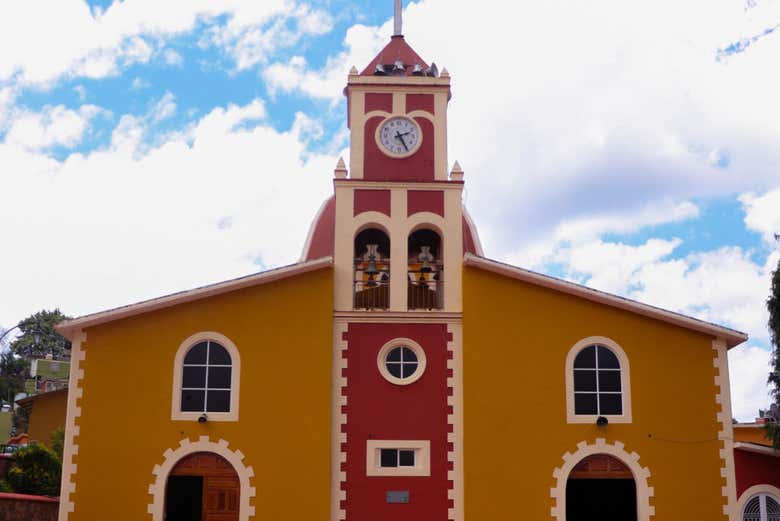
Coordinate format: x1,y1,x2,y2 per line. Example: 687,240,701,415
380,448,416,468
366,440,430,477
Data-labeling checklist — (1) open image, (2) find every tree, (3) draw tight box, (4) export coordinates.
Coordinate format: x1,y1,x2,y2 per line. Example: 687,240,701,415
0,350,26,406
9,309,71,360
767,258,780,448
3,443,62,496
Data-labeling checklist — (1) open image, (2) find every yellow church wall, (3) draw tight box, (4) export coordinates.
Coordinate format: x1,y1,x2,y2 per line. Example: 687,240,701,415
68,268,333,521
463,266,728,520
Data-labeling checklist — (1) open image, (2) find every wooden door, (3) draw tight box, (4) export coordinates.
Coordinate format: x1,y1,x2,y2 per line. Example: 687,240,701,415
169,452,240,521
203,476,239,521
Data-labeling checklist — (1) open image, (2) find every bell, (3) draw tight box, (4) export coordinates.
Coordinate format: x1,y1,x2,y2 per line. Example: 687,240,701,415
365,258,379,277
418,245,434,272
364,244,380,286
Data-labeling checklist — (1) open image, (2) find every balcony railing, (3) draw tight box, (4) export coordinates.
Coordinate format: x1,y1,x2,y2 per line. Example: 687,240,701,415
407,267,443,310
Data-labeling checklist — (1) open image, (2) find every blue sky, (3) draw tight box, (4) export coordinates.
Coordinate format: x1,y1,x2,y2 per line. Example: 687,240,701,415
0,0,779,420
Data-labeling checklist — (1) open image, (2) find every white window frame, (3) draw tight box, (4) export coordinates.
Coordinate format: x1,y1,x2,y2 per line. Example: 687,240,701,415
376,338,427,386
565,336,632,424
738,485,780,521
171,331,241,422
366,440,431,476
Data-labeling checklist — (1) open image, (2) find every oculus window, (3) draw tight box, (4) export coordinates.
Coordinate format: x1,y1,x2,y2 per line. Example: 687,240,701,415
377,338,427,386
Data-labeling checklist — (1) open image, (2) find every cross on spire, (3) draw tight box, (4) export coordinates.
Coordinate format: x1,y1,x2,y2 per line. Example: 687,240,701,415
394,0,403,36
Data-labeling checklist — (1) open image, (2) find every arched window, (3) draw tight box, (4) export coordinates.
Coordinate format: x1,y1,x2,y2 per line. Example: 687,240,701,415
743,493,780,521
172,332,240,421
407,228,442,309
354,228,391,309
565,336,631,424
181,341,232,413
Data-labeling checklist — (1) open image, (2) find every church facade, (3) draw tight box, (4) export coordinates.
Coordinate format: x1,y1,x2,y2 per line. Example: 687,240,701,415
56,14,757,521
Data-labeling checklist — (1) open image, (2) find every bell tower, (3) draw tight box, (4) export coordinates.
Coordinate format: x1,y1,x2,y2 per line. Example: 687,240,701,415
328,4,465,521
333,1,463,313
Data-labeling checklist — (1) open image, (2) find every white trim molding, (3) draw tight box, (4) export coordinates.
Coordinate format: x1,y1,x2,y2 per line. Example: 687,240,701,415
550,438,654,521
171,331,241,422
365,439,431,476
376,337,427,386
714,338,738,519
736,484,780,521
447,322,464,521
565,336,632,424
58,330,86,521
331,320,348,521
147,436,256,521
734,442,780,457
463,254,747,348
57,257,332,340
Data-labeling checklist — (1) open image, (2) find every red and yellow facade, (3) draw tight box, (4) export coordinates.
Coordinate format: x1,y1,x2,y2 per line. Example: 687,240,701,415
56,28,752,521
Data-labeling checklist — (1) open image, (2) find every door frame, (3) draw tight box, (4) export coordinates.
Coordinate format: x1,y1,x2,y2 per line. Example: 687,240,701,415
148,436,256,521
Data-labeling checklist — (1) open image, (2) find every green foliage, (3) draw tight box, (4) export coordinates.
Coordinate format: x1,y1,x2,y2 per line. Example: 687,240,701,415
0,350,28,405
50,427,64,460
9,309,71,360
768,258,780,448
5,443,62,496
0,480,12,493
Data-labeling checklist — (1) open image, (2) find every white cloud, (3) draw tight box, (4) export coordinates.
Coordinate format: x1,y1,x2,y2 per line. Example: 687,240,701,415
151,91,177,123
4,104,105,151
130,77,150,91
209,4,333,71
262,23,386,100
0,0,333,86
162,48,183,67
741,189,780,245
0,97,333,329
729,345,773,422
556,238,683,294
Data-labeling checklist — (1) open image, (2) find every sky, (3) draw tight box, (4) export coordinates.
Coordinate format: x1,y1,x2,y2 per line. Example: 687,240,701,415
0,0,779,421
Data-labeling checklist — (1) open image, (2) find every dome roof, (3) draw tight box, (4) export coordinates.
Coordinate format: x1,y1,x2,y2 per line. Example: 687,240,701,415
300,196,484,261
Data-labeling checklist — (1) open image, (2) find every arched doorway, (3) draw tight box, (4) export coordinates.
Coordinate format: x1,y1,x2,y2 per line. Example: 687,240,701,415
566,454,637,521
166,452,240,521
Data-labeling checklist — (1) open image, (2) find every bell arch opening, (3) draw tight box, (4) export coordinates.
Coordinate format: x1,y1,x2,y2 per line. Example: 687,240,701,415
407,228,442,309
353,227,391,309
566,454,637,521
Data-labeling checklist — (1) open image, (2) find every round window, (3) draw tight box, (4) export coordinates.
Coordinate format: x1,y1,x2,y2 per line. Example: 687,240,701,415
377,339,427,385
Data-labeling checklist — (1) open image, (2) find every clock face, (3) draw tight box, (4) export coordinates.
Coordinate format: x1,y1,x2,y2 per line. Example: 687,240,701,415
377,116,422,158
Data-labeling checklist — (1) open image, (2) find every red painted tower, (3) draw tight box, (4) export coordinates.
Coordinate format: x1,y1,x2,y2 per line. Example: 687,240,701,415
301,6,480,520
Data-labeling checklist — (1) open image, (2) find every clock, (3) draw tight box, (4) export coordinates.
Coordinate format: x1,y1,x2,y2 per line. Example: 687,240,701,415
376,116,422,158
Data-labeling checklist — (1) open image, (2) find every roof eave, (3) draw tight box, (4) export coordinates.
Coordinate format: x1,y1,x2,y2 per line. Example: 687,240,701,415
56,257,333,340
463,253,748,349
734,442,780,457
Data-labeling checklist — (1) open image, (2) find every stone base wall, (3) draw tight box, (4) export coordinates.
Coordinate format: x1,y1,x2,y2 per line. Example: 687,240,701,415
0,493,58,521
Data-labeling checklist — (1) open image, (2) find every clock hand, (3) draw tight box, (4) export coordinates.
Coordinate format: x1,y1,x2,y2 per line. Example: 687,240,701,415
395,131,409,151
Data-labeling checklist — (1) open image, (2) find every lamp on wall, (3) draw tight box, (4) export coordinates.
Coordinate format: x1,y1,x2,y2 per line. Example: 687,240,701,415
198,413,208,424
596,416,608,428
